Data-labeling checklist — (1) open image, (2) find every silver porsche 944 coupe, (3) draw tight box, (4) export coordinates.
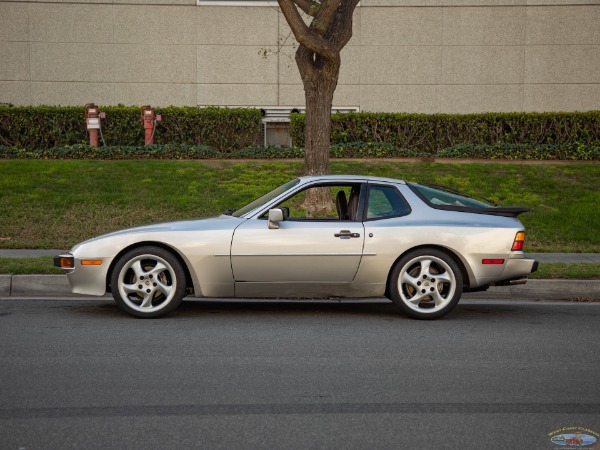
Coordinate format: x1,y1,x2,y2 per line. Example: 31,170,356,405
55,175,538,319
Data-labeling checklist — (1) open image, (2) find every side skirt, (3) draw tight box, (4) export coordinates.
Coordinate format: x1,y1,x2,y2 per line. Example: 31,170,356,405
234,282,386,299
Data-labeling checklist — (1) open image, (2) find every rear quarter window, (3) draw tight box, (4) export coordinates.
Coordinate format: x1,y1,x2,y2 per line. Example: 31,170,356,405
406,183,529,218
408,183,492,208
366,185,411,220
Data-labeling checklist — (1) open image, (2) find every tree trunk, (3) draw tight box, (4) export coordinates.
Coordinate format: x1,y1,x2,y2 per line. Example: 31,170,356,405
297,50,340,215
303,75,337,177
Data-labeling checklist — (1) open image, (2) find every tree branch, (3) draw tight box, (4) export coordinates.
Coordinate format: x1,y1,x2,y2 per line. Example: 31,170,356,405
293,0,319,16
311,0,342,36
278,0,337,61
325,0,360,50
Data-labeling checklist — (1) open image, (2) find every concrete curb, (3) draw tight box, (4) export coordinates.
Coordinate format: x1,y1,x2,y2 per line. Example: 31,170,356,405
5,251,596,262
467,279,600,300
0,275,598,300
0,275,10,296
0,275,82,297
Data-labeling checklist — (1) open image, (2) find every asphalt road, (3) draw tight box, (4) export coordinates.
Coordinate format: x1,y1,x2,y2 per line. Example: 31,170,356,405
1,297,599,450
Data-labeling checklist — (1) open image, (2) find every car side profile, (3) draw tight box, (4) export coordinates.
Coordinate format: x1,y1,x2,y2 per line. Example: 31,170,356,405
55,175,538,319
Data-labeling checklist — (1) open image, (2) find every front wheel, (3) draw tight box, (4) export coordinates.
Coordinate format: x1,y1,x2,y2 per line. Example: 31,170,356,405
111,246,187,318
389,249,463,320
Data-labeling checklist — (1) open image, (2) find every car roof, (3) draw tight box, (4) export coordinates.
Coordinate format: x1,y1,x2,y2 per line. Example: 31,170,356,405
298,175,406,185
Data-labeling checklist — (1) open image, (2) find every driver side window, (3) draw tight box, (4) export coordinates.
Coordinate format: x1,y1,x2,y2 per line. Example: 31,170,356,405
268,184,361,220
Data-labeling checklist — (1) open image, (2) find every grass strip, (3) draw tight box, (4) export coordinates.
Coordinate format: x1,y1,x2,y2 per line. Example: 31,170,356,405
0,257,62,275
530,263,600,280
1,160,599,252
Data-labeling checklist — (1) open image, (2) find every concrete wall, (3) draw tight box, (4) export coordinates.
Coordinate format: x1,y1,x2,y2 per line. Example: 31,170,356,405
0,0,599,112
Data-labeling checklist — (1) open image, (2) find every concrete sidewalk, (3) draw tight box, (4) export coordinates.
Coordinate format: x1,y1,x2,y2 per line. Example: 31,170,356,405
0,250,598,299
529,253,600,263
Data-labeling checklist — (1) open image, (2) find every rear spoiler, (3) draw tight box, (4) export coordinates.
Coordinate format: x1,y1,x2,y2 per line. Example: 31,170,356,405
431,205,529,217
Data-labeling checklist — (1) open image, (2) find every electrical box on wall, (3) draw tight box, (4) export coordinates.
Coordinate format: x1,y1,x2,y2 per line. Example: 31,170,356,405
260,107,359,148
265,122,291,148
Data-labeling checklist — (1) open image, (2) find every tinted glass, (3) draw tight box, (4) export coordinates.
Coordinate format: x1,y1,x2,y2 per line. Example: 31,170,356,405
409,183,492,208
267,184,361,220
232,179,300,217
366,186,411,220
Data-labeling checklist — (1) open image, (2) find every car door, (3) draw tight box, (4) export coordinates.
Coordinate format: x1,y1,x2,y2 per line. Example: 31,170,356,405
230,183,365,284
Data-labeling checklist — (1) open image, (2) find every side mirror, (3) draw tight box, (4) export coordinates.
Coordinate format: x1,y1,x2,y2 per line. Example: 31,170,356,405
268,208,284,229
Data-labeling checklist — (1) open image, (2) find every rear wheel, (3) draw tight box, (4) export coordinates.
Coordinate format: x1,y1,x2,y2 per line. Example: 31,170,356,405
389,249,463,320
111,246,186,318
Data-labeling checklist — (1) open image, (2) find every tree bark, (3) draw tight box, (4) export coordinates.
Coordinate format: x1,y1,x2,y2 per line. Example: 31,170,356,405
304,70,339,214
298,51,339,177
296,50,339,214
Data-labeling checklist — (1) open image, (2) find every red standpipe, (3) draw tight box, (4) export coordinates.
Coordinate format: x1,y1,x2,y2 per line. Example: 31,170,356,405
85,103,100,148
141,106,155,145
89,129,99,147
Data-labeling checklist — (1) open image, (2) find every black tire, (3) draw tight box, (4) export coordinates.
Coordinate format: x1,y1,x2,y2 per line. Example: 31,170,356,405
389,248,463,320
111,246,187,318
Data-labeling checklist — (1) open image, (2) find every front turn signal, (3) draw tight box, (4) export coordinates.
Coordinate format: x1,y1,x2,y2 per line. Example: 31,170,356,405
53,255,74,269
511,231,525,251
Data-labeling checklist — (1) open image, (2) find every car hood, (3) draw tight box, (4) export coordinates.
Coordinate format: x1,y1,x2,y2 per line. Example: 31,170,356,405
71,214,243,251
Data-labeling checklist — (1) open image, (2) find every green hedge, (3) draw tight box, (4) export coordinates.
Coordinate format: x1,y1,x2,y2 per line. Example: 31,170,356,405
436,142,600,160
291,111,600,153
2,142,598,160
332,142,600,160
0,144,303,160
0,106,261,151
3,107,599,159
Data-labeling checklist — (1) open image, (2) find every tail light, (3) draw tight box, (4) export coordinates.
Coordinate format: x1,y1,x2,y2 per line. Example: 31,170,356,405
511,231,525,251
482,259,505,265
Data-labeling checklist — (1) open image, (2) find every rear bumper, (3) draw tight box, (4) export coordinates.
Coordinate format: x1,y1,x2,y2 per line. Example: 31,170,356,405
492,258,538,286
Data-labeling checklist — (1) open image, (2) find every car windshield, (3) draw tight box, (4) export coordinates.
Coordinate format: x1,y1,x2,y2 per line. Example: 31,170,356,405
408,183,493,208
231,178,301,217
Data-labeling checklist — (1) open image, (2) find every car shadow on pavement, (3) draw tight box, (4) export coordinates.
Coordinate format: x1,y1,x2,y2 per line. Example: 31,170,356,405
63,297,593,321
59,298,403,320
174,299,404,319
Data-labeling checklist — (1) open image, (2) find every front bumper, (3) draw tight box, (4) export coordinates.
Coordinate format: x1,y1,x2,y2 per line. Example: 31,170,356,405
54,253,111,296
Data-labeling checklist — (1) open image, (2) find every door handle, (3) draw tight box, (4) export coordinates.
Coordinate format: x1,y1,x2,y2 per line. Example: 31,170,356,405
335,230,361,238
